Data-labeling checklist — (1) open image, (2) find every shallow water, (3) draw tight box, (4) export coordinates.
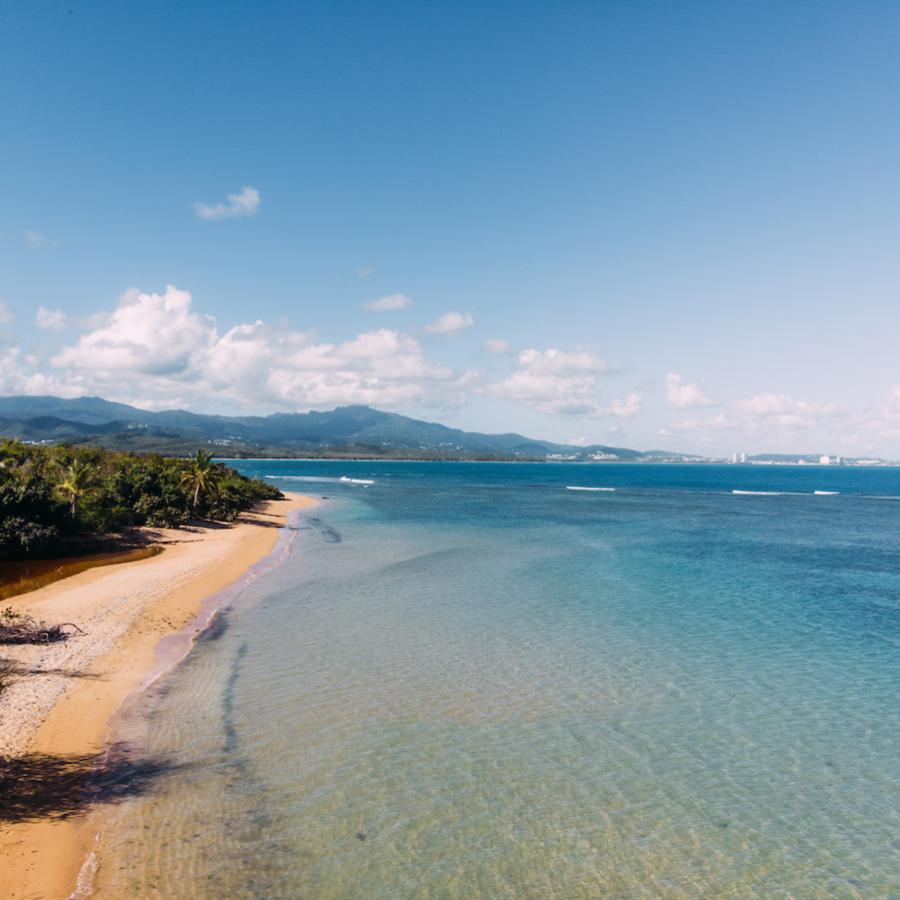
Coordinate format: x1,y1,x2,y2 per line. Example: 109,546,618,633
93,463,900,897
0,546,162,601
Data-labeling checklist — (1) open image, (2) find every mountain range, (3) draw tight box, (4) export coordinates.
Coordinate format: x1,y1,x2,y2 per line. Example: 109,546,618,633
0,395,688,461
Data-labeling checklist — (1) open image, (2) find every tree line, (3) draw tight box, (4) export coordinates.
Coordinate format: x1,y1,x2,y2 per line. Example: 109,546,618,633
0,441,282,560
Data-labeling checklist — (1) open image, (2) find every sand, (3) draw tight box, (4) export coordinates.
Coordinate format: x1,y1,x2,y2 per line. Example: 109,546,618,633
0,492,315,899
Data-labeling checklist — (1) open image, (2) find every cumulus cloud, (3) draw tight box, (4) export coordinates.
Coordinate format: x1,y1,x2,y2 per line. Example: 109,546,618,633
0,347,74,396
36,306,67,330
363,293,411,312
53,286,216,378
484,338,510,355
24,230,60,250
41,285,456,411
484,346,618,416
193,186,261,221
600,392,642,418
0,300,14,325
666,373,717,409
736,393,836,428
426,312,474,335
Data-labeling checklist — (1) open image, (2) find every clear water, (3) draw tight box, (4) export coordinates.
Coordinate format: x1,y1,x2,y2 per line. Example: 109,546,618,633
93,463,900,898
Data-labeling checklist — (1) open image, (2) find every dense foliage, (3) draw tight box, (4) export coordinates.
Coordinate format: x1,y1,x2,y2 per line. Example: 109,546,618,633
0,441,282,560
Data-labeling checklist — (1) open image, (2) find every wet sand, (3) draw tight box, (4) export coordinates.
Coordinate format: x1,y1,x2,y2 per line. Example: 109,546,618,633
0,492,315,899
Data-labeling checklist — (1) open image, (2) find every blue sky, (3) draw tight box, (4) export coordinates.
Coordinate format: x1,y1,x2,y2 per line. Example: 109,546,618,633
3,1,900,455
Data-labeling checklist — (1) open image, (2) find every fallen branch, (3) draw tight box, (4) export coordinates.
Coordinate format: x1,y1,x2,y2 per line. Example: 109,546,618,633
0,609,85,645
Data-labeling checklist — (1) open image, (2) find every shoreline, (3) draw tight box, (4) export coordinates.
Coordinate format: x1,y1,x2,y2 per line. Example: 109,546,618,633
0,491,316,899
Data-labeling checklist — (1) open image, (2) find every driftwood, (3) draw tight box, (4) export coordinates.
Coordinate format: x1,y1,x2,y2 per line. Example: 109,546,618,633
0,612,85,645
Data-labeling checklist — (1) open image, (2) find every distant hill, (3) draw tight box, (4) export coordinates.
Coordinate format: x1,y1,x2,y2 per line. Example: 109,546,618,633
0,395,694,461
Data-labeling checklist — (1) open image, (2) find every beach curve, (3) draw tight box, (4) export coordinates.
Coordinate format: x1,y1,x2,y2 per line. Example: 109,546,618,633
0,491,316,900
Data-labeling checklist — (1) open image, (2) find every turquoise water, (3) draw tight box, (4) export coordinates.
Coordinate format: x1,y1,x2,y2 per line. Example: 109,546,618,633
94,463,900,897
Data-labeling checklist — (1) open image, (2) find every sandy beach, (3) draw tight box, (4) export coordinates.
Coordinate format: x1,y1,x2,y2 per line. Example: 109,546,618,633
0,492,314,899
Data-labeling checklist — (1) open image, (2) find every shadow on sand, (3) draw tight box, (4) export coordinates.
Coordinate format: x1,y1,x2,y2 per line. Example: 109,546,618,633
0,742,179,824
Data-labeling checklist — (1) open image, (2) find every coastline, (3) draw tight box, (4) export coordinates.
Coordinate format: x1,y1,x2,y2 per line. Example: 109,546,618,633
0,491,315,900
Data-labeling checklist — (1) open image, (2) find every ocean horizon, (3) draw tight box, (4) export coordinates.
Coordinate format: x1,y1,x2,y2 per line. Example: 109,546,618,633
90,462,900,897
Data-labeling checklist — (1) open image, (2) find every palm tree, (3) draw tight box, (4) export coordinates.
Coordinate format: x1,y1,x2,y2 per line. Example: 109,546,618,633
59,458,95,516
181,449,222,514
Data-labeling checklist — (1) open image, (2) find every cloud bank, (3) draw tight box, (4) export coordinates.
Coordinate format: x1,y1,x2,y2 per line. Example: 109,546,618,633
1,282,893,454
30,286,456,411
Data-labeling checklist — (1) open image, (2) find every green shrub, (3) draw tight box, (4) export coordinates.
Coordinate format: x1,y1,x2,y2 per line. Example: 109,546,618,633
0,441,283,559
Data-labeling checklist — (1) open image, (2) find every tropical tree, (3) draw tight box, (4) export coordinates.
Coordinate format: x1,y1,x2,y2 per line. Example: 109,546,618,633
58,458,96,516
180,449,222,514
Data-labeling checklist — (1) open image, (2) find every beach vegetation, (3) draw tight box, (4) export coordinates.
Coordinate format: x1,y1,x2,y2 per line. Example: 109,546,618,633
0,440,282,560
181,449,221,512
57,458,97,516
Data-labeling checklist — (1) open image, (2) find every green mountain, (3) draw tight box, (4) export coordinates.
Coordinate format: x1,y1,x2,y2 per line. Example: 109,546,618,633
0,395,672,460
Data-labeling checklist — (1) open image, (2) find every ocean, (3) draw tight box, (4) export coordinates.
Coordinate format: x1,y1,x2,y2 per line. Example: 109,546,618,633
90,462,900,897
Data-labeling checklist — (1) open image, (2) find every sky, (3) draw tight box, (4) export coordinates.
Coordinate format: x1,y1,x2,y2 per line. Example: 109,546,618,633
2,1,900,456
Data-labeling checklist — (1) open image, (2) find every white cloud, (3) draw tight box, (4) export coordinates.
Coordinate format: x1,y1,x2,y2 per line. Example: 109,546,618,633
736,393,836,428
24,230,59,250
518,348,607,375
484,338,510,355
666,373,717,409
42,285,456,412
363,293,411,312
484,346,617,416
0,347,74,396
36,306,67,330
0,300,14,325
358,266,375,279
426,311,474,335
193,186,261,221
53,286,216,378
600,391,642,418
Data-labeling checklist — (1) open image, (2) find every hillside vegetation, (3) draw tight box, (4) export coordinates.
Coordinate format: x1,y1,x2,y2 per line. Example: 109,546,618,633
0,441,282,560
0,396,644,460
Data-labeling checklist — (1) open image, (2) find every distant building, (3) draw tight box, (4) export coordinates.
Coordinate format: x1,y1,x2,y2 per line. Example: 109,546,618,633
819,455,832,465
